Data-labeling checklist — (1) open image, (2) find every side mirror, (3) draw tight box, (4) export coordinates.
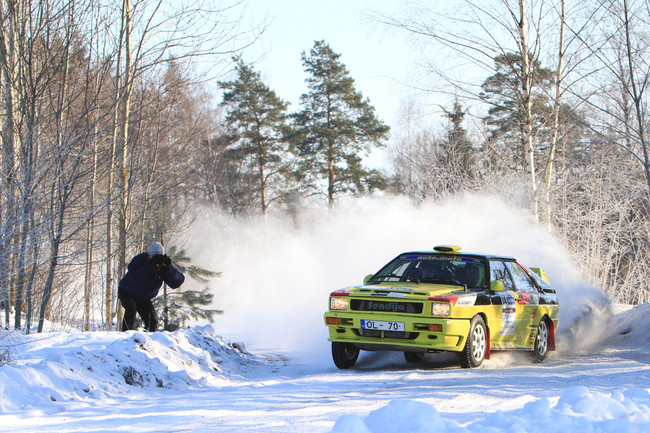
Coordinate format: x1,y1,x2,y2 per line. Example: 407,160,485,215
490,280,505,292
363,274,374,284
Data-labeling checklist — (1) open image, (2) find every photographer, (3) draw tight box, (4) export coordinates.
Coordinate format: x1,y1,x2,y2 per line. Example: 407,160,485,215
118,242,185,331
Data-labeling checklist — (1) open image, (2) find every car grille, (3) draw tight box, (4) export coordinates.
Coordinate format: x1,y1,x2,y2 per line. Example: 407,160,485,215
356,329,419,340
350,299,423,314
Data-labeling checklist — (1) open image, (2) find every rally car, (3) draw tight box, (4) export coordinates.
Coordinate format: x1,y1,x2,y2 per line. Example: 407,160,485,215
324,246,559,369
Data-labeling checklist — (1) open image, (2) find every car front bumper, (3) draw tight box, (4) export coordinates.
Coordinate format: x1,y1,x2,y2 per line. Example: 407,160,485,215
324,311,471,353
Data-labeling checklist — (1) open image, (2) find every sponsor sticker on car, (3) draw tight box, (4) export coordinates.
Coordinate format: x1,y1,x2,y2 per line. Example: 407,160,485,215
455,293,477,307
499,292,517,335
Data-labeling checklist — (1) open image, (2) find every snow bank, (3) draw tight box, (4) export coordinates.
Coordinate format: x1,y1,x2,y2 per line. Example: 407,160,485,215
0,325,281,413
331,387,650,433
602,303,650,348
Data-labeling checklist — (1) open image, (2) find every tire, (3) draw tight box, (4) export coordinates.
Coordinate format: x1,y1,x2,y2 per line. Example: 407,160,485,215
331,342,359,369
531,319,550,363
460,315,487,368
404,352,425,363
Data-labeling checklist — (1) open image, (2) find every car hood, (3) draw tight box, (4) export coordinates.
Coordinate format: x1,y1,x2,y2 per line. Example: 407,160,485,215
333,282,466,299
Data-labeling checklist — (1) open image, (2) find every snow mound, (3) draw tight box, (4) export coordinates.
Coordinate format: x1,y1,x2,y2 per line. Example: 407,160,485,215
332,387,650,433
0,325,281,412
602,303,650,348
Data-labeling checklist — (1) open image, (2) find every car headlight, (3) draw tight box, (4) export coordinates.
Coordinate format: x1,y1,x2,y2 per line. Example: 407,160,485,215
431,303,451,316
330,297,349,310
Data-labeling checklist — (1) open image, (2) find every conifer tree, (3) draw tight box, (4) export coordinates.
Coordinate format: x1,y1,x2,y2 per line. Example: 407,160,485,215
219,60,292,216
443,101,476,179
153,245,223,331
292,40,389,207
480,53,554,173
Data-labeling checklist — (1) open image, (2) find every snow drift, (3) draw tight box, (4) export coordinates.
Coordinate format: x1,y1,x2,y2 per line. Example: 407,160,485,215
0,325,280,413
331,387,650,433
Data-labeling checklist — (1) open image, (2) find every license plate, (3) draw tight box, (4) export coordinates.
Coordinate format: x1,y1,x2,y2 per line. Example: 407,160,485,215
361,319,405,332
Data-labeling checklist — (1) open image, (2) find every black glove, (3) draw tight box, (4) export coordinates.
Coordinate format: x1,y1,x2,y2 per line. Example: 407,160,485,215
162,255,171,267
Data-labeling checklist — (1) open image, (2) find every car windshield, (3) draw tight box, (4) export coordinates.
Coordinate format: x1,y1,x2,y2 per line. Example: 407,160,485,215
369,254,486,288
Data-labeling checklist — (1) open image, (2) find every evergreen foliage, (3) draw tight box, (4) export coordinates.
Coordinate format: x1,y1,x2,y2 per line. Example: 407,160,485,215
218,60,294,216
292,40,390,206
155,245,223,331
442,101,476,179
479,53,555,171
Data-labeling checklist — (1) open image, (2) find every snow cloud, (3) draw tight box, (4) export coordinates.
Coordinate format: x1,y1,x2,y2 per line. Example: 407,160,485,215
185,193,608,366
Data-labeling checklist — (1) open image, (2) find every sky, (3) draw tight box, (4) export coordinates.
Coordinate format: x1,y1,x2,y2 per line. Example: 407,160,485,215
240,0,422,134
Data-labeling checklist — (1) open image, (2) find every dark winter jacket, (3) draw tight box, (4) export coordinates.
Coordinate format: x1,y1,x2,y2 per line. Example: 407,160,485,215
118,252,185,300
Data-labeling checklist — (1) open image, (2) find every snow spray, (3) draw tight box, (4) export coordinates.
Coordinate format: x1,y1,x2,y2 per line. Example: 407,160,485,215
185,193,607,367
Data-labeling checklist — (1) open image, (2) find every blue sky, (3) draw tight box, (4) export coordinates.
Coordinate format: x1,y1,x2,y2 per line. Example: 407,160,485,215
241,0,419,130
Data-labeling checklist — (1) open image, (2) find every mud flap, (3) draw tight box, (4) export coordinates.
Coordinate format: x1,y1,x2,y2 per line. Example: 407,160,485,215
548,320,556,352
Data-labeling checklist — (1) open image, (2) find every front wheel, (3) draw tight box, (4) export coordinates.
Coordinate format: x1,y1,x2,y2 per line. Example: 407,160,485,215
531,319,550,363
332,342,359,369
460,315,487,368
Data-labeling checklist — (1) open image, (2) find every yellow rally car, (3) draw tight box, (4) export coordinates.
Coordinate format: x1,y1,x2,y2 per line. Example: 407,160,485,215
324,246,559,369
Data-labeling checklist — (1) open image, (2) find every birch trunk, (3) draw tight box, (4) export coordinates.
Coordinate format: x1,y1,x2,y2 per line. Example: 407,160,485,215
517,0,539,221
544,0,566,227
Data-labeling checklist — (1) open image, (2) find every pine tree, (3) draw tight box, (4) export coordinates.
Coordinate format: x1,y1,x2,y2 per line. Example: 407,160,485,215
292,40,389,207
154,245,223,331
219,60,292,217
443,101,476,179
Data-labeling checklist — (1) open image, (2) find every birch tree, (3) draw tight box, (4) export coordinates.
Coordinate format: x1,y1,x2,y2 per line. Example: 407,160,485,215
376,0,580,222
103,0,258,329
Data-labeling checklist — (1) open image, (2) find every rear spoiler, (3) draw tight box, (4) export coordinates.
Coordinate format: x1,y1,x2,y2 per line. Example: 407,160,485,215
529,267,550,284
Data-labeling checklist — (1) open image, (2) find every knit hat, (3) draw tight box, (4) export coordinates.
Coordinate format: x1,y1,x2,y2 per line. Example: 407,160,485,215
147,242,164,256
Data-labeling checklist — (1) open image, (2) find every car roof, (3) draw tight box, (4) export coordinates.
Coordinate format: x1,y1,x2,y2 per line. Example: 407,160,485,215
397,248,516,262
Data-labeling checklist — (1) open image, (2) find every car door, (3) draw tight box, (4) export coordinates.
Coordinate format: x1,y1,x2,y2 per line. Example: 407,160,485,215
488,260,518,346
504,261,540,348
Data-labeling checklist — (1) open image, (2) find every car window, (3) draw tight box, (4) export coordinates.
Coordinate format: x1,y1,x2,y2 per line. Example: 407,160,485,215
372,260,411,280
371,254,486,287
505,262,537,292
528,269,551,290
489,260,515,291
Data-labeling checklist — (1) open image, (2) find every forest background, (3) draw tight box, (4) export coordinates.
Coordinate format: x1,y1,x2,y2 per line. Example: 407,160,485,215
0,0,648,334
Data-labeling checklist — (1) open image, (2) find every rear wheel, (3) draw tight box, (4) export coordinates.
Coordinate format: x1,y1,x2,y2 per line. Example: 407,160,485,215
531,319,550,363
404,352,425,363
460,315,487,368
331,342,359,369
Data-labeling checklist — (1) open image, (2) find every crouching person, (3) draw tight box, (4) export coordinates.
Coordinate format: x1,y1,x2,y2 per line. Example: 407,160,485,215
118,242,185,331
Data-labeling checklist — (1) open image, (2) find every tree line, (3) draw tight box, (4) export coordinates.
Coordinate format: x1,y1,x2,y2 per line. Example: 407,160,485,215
213,40,388,216
383,0,650,305
0,0,389,332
